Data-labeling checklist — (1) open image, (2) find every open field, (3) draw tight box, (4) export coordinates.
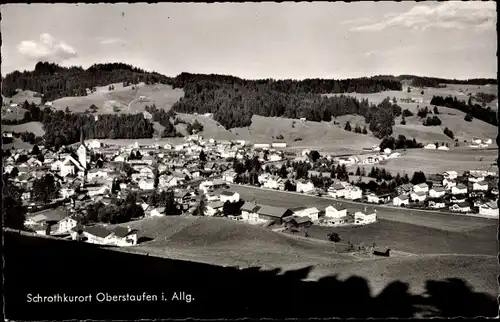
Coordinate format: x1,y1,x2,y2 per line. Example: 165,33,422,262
111,215,497,298
231,115,380,151
323,83,497,107
50,82,184,114
352,147,497,176
2,121,45,136
1,106,28,121
228,184,497,233
114,216,353,268
2,90,42,105
96,137,186,146
2,138,34,150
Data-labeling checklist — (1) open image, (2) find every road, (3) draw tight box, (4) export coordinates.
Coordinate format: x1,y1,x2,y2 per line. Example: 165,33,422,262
228,184,496,232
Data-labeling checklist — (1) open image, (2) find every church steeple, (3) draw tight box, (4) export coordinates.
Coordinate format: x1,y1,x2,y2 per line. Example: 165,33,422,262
80,128,85,145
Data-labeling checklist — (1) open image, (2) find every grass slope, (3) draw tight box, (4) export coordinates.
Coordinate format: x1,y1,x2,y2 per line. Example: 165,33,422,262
352,147,497,175
2,90,42,105
2,121,45,136
51,82,184,114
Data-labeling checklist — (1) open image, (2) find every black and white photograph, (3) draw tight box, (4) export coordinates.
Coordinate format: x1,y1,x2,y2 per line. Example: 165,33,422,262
2,1,498,319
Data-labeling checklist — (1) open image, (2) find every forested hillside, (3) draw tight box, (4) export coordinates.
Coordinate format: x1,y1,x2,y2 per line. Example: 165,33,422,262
171,74,401,138
1,62,171,102
398,75,498,88
430,95,498,126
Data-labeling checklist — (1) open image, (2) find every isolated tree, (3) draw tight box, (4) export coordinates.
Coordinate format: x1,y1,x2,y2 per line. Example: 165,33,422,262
309,150,321,163
420,90,424,95
193,195,207,216
433,106,440,114
362,126,368,134
199,150,207,162
407,87,411,93
410,171,427,185
400,117,406,125
344,121,352,132
328,232,341,243
464,113,473,122
31,144,40,155
278,164,288,179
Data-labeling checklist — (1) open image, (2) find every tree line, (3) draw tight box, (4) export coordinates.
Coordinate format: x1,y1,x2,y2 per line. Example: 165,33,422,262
398,75,497,88
2,62,171,102
42,109,154,149
430,95,497,126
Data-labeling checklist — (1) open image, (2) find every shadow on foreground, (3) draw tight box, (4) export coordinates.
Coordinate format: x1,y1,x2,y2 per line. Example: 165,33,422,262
4,230,498,320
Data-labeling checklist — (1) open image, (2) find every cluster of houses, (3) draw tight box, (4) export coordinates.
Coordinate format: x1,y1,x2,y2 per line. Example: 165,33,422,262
468,138,493,149
201,192,377,228
389,170,498,216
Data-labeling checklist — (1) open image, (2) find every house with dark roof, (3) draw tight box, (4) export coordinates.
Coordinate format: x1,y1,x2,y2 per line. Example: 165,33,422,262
256,205,293,225
283,216,312,229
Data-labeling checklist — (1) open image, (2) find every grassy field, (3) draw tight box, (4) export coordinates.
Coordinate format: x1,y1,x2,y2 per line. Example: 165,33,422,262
2,121,45,136
109,214,497,298
113,216,353,268
50,82,184,114
2,138,34,150
351,147,497,176
2,90,42,105
228,184,496,233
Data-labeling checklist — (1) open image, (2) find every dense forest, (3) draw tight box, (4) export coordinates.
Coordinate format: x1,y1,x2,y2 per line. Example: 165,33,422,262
40,108,154,149
171,75,401,138
430,95,498,126
1,62,171,102
398,75,498,88
171,72,403,94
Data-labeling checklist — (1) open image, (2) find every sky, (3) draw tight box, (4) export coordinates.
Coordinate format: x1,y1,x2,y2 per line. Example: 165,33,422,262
1,2,497,80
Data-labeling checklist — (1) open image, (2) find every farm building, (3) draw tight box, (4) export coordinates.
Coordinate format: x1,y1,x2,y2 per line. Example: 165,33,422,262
296,181,315,193
449,202,471,213
220,191,240,203
354,210,376,225
366,193,391,204
290,206,320,222
424,144,437,150
256,205,293,225
324,205,348,218
283,216,312,229
393,195,410,206
271,142,287,148
479,201,499,217
254,143,270,149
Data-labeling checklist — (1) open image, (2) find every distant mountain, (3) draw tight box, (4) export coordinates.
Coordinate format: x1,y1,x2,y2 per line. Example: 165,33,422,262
1,62,172,102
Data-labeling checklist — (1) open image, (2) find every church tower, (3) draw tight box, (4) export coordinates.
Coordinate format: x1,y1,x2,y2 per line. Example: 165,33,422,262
77,128,87,170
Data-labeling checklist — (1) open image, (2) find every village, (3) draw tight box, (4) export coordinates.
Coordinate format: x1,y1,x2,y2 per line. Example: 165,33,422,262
2,128,498,248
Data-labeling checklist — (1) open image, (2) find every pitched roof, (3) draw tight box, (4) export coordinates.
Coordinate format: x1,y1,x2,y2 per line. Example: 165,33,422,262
256,205,291,218
416,183,428,188
455,184,467,189
208,201,224,209
111,226,137,238
455,202,470,208
431,187,446,192
84,226,112,238
241,202,261,213
220,191,237,196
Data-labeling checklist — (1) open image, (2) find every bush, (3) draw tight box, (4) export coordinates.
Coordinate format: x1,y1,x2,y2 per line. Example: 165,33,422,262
443,127,454,139
276,134,284,140
464,114,473,122
423,116,442,126
400,118,406,125
294,137,302,141
402,109,414,117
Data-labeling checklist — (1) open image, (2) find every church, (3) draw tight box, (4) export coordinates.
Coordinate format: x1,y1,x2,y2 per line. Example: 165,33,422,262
59,129,89,178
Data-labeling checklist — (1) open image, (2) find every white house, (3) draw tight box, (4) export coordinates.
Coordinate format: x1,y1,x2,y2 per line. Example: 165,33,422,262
354,210,377,225
479,201,499,217
138,179,155,190
472,138,482,145
301,149,311,156
292,206,320,222
254,143,270,149
328,183,346,198
393,195,410,206
206,201,224,216
429,186,446,198
223,171,237,183
410,191,427,202
383,148,392,155
443,171,458,180
150,207,166,217
59,155,85,177
443,178,457,189
424,144,437,150
324,205,348,218
271,142,287,148
449,202,471,213
57,217,79,234
473,181,488,191
240,202,266,223
263,177,282,190
362,156,378,165
468,173,485,183
428,200,446,209
269,153,282,162
372,145,381,152
60,188,76,199
451,184,468,195
87,169,109,181
87,139,102,149
344,187,362,200
296,181,315,193
438,146,449,151
220,191,240,203
483,138,492,145
413,183,429,193
388,152,401,159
